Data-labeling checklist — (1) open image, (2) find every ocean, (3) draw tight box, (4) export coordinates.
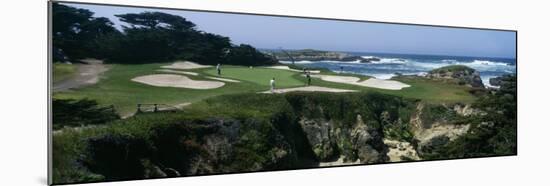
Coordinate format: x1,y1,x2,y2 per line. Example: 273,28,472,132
279,52,516,87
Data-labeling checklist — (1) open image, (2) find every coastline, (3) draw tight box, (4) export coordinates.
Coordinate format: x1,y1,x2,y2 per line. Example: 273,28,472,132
278,53,515,87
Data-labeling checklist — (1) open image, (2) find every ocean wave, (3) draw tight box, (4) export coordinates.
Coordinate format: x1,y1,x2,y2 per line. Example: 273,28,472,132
361,56,377,59
371,58,407,64
442,59,458,63
279,60,314,64
324,60,362,64
468,60,510,66
481,75,500,88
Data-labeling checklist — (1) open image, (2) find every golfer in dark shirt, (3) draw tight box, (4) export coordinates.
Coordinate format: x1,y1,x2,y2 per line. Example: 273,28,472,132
306,71,311,86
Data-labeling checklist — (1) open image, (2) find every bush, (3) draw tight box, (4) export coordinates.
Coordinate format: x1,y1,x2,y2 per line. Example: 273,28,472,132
53,98,120,130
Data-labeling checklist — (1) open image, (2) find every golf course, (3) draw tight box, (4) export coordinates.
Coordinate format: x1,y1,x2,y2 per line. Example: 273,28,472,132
53,61,476,117
50,3,516,184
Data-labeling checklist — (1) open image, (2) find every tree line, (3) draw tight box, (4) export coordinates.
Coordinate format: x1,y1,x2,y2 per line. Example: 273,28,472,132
52,3,277,66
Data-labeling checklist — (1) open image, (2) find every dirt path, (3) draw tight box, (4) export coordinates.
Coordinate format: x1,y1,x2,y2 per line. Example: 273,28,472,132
53,59,109,92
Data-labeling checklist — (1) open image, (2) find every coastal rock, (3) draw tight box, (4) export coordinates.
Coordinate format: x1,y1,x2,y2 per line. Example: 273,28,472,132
410,103,471,157
341,56,380,63
299,118,338,161
141,159,168,178
489,76,503,87
427,65,484,88
453,104,475,116
489,74,515,88
268,49,378,63
298,114,387,164
384,139,420,162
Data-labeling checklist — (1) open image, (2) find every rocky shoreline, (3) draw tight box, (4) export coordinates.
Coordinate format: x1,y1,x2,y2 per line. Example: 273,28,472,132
264,49,379,63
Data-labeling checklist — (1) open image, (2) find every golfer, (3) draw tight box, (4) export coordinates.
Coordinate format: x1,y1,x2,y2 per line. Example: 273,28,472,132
306,71,311,86
270,78,276,93
216,63,221,76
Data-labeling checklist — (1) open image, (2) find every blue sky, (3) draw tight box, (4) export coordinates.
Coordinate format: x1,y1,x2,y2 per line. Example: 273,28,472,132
65,3,516,59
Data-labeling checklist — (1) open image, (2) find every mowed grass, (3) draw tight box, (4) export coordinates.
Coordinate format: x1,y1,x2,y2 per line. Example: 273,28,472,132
53,64,307,116
388,76,477,103
53,63,77,83
201,66,305,88
53,63,477,116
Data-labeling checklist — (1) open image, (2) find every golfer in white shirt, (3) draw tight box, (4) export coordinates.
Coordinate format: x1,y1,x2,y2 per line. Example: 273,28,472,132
270,78,275,93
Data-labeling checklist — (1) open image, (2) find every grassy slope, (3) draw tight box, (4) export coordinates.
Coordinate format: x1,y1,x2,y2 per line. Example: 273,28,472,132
53,63,77,83
53,63,476,116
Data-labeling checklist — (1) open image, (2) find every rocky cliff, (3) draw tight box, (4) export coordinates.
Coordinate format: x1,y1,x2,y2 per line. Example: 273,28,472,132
55,92,478,183
427,65,484,88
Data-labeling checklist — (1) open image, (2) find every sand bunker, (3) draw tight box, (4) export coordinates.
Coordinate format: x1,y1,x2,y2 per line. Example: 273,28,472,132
132,74,224,89
311,75,410,90
156,69,199,76
359,78,411,90
261,86,357,94
162,61,212,70
265,65,321,73
313,75,360,83
205,76,241,83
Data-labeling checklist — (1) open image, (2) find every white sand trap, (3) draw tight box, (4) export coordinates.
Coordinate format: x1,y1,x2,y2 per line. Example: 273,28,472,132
205,76,241,83
132,74,224,89
156,69,199,76
162,61,212,70
265,65,321,73
313,75,360,83
261,86,357,94
311,75,410,90
358,78,411,90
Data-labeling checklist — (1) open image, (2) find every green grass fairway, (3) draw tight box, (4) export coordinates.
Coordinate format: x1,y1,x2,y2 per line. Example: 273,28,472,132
202,66,304,88
53,64,307,116
53,62,477,116
387,76,477,103
53,63,76,83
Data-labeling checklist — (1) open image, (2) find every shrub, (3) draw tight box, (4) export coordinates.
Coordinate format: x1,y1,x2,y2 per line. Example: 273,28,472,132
52,98,120,130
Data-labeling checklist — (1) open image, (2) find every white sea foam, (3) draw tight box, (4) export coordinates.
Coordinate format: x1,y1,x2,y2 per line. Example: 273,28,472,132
481,75,500,88
442,59,458,63
279,60,314,64
371,58,407,64
361,56,377,59
469,60,510,66
324,60,362,64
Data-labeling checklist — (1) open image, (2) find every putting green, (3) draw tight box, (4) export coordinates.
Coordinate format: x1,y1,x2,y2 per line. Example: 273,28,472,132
202,66,305,88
